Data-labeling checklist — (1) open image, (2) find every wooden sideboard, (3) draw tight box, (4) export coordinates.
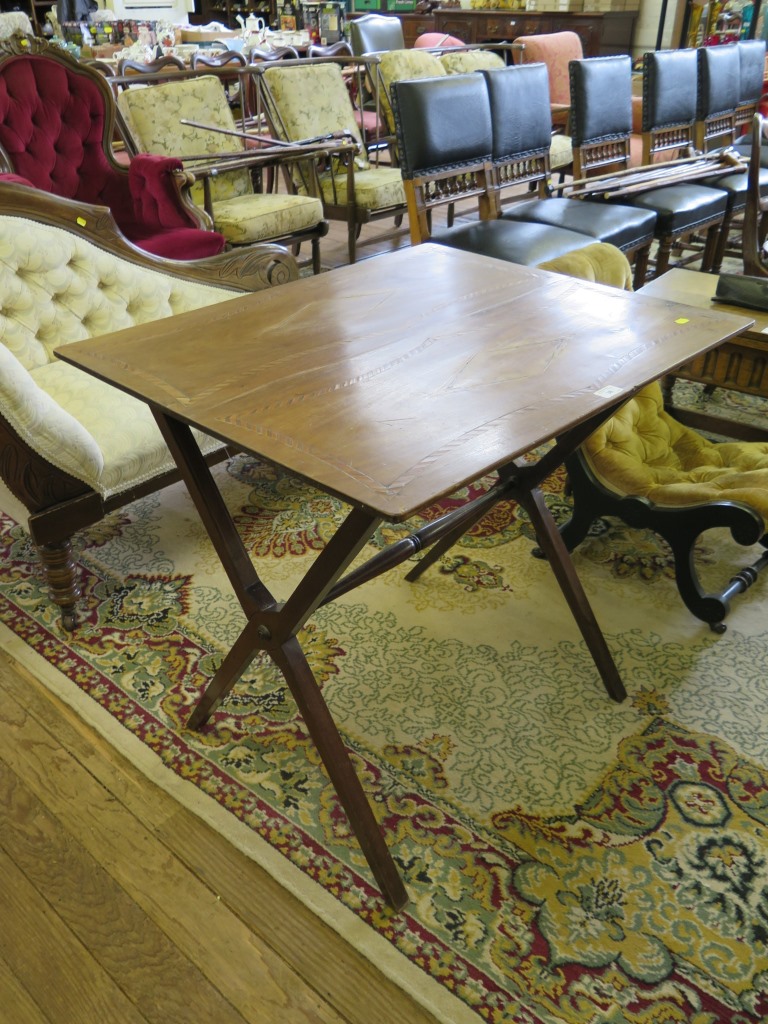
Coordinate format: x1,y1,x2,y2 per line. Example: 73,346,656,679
195,2,635,52
431,8,637,56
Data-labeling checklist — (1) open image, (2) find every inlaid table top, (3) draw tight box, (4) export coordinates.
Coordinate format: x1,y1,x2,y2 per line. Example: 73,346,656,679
642,268,768,341
59,245,753,521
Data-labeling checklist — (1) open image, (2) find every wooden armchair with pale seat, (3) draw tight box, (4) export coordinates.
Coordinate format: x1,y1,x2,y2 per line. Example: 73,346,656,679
117,73,329,273
0,179,297,631
372,46,511,141
190,48,247,112
370,47,449,167
254,59,407,263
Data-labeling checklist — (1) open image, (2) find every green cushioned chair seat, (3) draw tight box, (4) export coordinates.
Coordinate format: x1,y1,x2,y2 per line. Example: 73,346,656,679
549,133,573,171
439,50,506,74
212,193,324,243
318,166,405,211
584,381,768,520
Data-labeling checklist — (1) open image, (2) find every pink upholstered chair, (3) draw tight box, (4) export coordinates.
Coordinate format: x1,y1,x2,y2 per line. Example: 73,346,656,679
513,30,583,131
0,38,226,260
414,32,465,48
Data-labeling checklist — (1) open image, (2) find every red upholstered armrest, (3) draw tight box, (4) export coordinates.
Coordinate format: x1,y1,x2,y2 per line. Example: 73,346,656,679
127,153,201,231
0,172,36,187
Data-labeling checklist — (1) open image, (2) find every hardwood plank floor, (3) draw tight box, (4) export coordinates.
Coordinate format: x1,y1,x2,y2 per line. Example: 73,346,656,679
0,643,440,1024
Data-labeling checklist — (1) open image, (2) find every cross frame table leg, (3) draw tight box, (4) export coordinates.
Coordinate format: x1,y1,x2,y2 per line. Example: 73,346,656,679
402,416,628,704
515,485,626,703
273,636,408,910
152,411,408,906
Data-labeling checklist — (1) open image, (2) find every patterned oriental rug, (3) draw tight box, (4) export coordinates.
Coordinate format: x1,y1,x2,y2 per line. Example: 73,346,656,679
2,383,768,1024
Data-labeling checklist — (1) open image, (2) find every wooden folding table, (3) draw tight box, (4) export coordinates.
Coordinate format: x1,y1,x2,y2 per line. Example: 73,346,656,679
59,244,752,908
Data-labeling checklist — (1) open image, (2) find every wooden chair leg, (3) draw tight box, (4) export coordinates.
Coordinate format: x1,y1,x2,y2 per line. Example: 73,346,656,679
347,216,357,264
701,220,727,272
653,235,674,278
631,243,650,290
37,538,80,631
710,209,737,274
554,451,768,632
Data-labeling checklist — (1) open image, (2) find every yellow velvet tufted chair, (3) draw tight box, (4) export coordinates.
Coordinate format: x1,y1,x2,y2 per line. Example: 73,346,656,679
540,243,768,631
561,381,768,631
411,241,768,630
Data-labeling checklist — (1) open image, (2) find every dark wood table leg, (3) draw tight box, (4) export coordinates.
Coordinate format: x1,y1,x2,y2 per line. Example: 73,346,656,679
402,415,629,703
153,413,273,617
273,636,408,910
516,485,626,703
152,411,408,905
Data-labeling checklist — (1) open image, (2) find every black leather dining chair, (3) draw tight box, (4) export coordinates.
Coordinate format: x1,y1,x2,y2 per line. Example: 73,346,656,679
391,71,596,266
733,38,768,165
482,63,656,289
694,43,768,271
694,42,741,153
570,53,728,279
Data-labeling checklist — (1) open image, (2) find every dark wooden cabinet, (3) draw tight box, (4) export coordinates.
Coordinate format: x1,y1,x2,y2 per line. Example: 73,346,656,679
432,8,637,57
193,4,636,50
399,12,439,46
194,0,274,29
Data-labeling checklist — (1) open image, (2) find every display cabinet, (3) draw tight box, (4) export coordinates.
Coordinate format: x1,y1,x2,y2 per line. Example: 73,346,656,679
193,0,274,28
432,8,638,57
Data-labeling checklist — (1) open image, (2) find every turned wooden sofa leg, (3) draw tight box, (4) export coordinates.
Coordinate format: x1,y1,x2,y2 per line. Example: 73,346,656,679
37,539,81,631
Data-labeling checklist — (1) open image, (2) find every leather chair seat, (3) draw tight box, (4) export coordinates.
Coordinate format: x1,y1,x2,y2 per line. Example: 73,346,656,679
628,183,727,234
708,164,768,212
435,219,594,265
734,140,768,167
501,197,655,251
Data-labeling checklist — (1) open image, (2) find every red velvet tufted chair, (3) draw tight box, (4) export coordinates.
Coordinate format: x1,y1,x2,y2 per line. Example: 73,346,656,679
0,39,226,260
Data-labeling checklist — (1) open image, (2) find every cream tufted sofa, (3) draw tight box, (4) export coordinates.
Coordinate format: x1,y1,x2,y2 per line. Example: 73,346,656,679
0,181,297,629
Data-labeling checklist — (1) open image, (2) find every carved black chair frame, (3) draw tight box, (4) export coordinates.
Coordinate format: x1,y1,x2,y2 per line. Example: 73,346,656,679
555,449,768,633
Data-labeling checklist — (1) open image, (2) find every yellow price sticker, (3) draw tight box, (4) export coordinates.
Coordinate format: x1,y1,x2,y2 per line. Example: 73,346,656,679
76,217,87,227
674,317,689,324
